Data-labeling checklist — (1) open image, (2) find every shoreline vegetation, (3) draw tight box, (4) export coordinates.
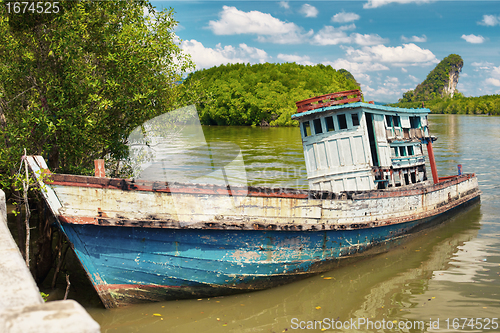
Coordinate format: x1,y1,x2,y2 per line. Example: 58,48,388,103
389,94,500,115
186,57,500,126
184,62,360,127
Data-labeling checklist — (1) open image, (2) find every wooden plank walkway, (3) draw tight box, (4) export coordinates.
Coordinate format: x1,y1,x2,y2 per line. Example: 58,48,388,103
0,189,100,333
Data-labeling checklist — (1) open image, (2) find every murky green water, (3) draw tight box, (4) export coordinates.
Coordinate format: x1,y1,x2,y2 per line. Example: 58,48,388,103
64,115,500,331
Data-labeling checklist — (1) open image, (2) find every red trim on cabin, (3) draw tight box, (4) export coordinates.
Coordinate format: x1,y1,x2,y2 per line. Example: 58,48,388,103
295,90,362,113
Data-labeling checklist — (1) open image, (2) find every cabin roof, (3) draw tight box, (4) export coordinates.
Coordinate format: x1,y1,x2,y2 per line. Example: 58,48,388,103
291,102,430,120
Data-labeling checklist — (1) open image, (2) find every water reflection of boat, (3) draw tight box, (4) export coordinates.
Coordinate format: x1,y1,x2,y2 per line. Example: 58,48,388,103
28,90,480,308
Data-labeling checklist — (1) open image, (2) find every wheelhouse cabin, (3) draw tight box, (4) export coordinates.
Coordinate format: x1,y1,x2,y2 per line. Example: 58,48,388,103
292,90,435,193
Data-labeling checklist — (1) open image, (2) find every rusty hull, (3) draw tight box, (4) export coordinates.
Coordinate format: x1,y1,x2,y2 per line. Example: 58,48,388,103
48,173,479,232
36,169,480,308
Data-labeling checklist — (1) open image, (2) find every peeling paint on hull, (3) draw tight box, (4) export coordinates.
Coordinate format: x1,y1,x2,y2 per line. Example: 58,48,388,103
62,193,479,308
26,156,480,308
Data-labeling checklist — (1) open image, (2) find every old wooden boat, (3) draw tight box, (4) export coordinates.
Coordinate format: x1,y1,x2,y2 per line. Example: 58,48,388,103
28,90,480,308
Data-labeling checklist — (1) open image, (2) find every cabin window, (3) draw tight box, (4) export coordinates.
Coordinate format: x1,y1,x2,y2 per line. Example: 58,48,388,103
325,116,335,132
302,121,311,137
411,171,417,184
410,116,421,129
418,165,427,181
338,114,348,130
385,115,393,127
313,118,323,134
399,146,406,156
351,113,360,126
394,172,401,187
408,146,414,156
393,116,401,127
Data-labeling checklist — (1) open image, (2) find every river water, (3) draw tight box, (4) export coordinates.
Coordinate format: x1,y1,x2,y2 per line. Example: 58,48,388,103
68,115,500,331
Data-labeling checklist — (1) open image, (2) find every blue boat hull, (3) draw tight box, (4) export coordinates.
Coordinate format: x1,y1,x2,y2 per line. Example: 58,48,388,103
62,195,479,307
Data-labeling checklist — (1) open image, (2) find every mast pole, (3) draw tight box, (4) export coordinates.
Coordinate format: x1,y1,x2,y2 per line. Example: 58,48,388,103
426,140,439,184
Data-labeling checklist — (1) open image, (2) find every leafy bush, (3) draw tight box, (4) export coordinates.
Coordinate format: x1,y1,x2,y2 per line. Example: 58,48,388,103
184,63,360,127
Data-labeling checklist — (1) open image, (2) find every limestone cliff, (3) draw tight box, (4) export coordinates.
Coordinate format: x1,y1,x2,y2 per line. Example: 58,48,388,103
399,54,463,102
442,62,462,98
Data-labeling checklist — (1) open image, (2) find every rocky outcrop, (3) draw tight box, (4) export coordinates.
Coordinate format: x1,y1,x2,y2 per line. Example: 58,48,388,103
442,63,462,98
398,54,464,103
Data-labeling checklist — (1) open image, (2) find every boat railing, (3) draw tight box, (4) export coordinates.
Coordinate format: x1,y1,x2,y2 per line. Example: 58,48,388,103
391,156,425,168
295,89,362,113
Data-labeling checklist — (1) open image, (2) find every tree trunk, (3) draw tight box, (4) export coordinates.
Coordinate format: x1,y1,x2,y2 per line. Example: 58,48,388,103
33,199,54,283
14,198,26,258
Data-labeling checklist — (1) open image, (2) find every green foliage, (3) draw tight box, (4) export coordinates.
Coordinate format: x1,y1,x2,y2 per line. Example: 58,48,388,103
0,1,194,189
40,291,49,302
338,69,360,87
184,63,360,127
399,54,463,103
389,53,500,115
389,94,500,115
430,94,499,115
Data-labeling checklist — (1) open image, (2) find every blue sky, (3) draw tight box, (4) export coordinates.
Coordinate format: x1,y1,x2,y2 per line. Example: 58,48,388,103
153,0,500,102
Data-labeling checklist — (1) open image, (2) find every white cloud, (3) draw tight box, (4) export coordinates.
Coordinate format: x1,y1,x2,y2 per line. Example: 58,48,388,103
257,30,314,44
349,43,438,67
472,61,494,67
343,47,378,64
471,61,494,70
299,4,318,18
323,43,436,95
356,73,372,84
325,58,389,74
208,6,299,36
340,24,357,31
312,26,388,46
386,76,400,83
331,11,360,23
401,35,427,42
352,33,388,46
279,1,290,9
461,34,485,44
322,59,377,93
401,67,408,73
277,54,314,66
239,44,270,61
363,0,435,9
492,66,500,78
181,40,269,69
469,65,500,93
478,14,500,26
409,75,420,82
361,76,407,101
312,26,352,45
208,6,313,44
485,78,500,87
